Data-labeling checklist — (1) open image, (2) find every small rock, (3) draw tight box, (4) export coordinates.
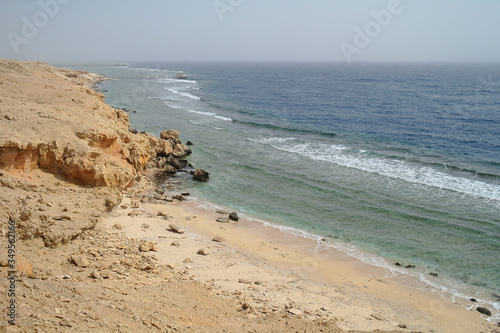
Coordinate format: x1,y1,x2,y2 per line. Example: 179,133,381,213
405,265,416,269
71,255,89,268
394,262,402,266
112,223,124,230
212,236,224,243
169,224,184,234
90,269,102,279
470,298,477,302
183,258,192,263
241,302,250,310
216,218,230,223
186,141,193,146
254,281,263,285
192,169,209,182
429,272,438,277
131,200,140,208
217,210,229,215
171,241,180,247
139,241,158,252
157,211,168,217
398,324,408,329
239,278,252,284
128,210,140,217
476,307,492,316
181,192,190,196
141,223,150,229
197,248,209,256
229,212,239,222
59,319,72,327
52,215,71,221
288,309,303,316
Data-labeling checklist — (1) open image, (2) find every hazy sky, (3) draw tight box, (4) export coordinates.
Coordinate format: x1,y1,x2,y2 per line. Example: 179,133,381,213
1,0,499,63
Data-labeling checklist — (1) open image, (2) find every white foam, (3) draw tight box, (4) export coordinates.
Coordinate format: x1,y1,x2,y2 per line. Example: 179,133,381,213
248,137,297,144
258,141,500,202
188,110,232,122
166,88,200,100
157,78,197,84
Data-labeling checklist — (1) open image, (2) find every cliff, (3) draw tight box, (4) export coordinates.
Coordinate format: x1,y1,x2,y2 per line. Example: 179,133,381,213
0,59,183,247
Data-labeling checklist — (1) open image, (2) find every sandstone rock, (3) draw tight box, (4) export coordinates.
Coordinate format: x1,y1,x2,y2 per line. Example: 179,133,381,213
239,278,252,284
229,212,239,222
128,210,140,217
193,169,209,182
172,144,192,158
139,241,158,252
216,218,230,223
90,269,102,279
169,224,184,234
141,223,150,229
197,248,209,256
157,210,168,217
288,309,303,316
171,241,180,247
155,139,174,157
216,210,229,215
71,255,89,268
112,223,124,230
160,129,180,140
212,236,224,243
183,258,192,263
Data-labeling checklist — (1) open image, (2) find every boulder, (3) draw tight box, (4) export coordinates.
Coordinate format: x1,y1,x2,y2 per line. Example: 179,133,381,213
71,255,90,268
173,143,192,158
160,129,180,140
167,156,188,170
193,169,209,182
229,212,239,222
163,165,177,174
476,307,492,316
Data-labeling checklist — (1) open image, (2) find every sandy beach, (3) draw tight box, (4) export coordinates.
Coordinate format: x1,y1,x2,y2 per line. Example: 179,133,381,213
0,58,497,332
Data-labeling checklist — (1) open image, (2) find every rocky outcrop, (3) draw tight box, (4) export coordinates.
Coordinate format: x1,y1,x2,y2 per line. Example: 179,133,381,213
0,59,199,247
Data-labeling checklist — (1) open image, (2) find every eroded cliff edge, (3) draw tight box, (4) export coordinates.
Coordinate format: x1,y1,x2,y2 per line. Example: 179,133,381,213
0,59,186,247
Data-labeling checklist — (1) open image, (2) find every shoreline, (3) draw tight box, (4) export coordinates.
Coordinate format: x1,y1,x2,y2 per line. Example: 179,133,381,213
162,182,500,324
100,175,496,332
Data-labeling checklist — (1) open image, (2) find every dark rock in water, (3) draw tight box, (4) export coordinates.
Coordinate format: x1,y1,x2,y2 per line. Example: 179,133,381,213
429,272,438,277
394,262,402,267
167,156,188,170
186,141,193,146
476,307,492,316
469,298,477,303
492,293,500,301
405,265,416,269
181,192,190,196
193,169,209,182
229,212,239,222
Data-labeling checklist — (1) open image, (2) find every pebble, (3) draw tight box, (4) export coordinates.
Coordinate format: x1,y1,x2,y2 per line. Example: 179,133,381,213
171,241,180,246
212,236,224,243
169,224,184,234
71,255,90,268
197,248,209,256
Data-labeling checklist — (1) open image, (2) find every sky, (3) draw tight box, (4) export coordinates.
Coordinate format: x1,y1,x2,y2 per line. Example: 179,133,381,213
0,0,499,63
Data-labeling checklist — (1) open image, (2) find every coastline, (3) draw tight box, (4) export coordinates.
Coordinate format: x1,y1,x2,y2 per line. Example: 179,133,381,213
100,184,495,332
0,58,496,332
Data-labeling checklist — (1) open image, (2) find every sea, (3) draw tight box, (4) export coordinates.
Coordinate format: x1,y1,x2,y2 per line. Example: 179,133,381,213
67,62,500,321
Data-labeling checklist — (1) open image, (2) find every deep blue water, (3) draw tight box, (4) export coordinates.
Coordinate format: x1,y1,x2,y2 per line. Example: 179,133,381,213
69,62,500,320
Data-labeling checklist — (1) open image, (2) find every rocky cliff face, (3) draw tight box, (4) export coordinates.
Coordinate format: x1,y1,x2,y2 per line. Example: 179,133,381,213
0,59,181,247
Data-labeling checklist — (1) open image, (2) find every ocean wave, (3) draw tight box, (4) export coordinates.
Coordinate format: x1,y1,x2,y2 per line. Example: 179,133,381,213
257,141,500,201
188,110,232,122
157,78,197,84
166,88,200,100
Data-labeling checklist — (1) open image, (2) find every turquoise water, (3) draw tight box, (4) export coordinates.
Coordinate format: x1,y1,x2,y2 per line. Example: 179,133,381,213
68,62,500,320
